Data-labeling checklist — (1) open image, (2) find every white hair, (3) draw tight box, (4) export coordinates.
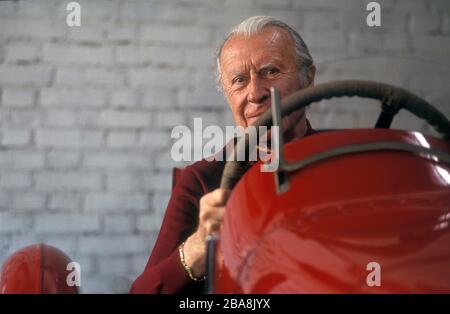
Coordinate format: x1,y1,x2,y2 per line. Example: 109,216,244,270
215,15,314,92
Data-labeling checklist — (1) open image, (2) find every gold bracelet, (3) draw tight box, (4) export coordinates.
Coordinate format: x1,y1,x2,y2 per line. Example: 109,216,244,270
178,241,206,282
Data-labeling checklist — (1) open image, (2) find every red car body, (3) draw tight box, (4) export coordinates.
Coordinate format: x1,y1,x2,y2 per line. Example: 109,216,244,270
214,129,450,293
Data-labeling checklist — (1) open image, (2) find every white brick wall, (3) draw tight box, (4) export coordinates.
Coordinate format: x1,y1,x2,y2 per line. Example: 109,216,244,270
0,0,449,294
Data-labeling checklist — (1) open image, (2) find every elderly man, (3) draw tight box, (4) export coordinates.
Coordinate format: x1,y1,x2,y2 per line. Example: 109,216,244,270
130,16,317,294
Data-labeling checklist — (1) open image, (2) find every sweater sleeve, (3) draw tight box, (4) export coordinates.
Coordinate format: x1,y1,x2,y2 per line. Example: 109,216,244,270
129,165,206,294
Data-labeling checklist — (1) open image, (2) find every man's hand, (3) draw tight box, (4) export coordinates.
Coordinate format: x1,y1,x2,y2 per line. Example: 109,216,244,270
183,188,231,278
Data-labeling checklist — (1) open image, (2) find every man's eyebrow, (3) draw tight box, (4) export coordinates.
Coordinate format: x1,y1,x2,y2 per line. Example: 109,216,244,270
228,70,246,78
259,59,282,69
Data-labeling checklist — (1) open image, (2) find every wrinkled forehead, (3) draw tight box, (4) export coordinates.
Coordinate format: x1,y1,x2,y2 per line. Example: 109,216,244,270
219,26,297,71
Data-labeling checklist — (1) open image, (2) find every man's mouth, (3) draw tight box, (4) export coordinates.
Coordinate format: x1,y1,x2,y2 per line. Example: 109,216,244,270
246,114,263,126
245,108,271,125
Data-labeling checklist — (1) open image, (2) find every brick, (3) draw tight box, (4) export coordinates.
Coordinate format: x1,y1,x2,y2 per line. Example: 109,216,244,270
85,193,149,212
142,173,171,192
412,35,450,57
76,110,102,127
1,88,35,107
35,214,100,233
84,68,126,87
391,110,428,131
18,0,57,18
6,109,42,128
60,0,121,20
196,7,260,27
355,107,385,128
392,0,428,13
141,25,211,45
79,235,149,255
106,171,143,192
0,65,52,86
177,0,221,6
292,0,362,11
186,111,224,127
11,151,45,169
97,256,130,275
46,151,81,169
303,11,340,32
54,67,85,87
104,215,135,234
155,152,185,171
79,276,111,294
409,13,441,35
115,46,152,65
380,12,409,34
141,89,176,108
49,192,82,211
157,5,199,24
43,44,114,66
6,236,44,258
68,25,106,42
12,192,46,211
35,172,102,191
178,88,226,108
1,129,31,146
106,131,138,148
338,11,369,34
139,131,171,149
152,192,171,215
0,20,65,40
349,32,409,55
0,213,28,234
106,25,137,43
45,110,77,127
154,111,185,128
120,1,161,22
5,43,40,63
131,254,152,274
98,110,150,128
129,68,190,88
430,0,450,11
0,192,13,210
136,214,163,233
149,46,184,67
0,1,17,18
308,109,357,129
185,47,215,68
302,31,347,52
409,74,450,104
110,89,138,107
36,129,102,148
442,14,450,35
83,152,150,169
257,0,291,8
40,88,107,107
330,57,408,84
0,171,31,189
40,236,78,257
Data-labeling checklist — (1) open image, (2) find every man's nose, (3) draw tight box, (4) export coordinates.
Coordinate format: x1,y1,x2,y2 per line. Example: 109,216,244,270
247,76,269,105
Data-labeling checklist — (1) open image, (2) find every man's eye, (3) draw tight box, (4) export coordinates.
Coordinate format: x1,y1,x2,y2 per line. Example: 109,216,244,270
232,76,246,85
265,68,279,76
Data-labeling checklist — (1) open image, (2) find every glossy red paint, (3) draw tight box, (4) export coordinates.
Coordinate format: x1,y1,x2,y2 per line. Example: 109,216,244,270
0,244,79,294
214,129,450,293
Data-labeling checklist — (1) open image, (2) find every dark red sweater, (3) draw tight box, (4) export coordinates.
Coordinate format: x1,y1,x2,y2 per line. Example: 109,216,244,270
130,122,316,294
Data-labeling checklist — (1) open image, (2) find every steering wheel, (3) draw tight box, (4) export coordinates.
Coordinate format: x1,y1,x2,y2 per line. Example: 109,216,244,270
220,80,450,191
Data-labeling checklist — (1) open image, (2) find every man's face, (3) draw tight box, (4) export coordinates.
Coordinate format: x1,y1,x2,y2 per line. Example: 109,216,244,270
220,26,313,128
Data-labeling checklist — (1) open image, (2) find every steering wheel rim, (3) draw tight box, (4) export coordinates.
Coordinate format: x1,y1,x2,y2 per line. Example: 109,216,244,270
220,80,450,190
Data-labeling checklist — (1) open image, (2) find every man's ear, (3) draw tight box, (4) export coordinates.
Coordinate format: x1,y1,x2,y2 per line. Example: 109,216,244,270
307,65,316,87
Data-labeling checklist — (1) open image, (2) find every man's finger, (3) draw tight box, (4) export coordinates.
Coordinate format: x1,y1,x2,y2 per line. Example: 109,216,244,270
210,188,231,205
